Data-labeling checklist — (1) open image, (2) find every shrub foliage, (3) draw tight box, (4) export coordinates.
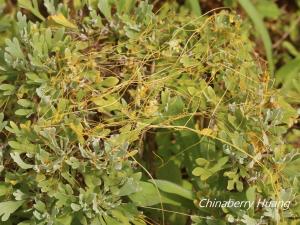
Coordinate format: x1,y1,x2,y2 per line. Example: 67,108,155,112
0,1,299,224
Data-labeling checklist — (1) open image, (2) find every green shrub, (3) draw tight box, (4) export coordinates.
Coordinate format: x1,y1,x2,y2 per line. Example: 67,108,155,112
0,1,298,224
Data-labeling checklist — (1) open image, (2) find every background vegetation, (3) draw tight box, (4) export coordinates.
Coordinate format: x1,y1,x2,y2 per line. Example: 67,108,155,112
0,0,299,225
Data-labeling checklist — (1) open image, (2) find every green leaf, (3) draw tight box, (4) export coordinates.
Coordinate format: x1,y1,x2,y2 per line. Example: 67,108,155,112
25,72,45,83
110,210,130,225
92,96,122,112
55,214,73,225
18,0,45,21
103,215,120,225
192,167,213,181
0,201,24,221
203,86,217,104
238,0,274,75
0,113,7,132
119,176,141,196
149,179,195,200
129,182,161,206
236,180,243,192
98,0,112,21
5,38,25,60
241,215,257,225
49,13,77,29
282,41,300,57
15,109,34,117
70,203,81,211
0,183,10,196
275,57,300,86
101,77,119,88
116,0,135,14
17,99,33,108
195,158,209,166
210,156,229,173
180,55,198,68
129,182,183,207
227,180,235,190
8,141,37,154
283,157,300,177
69,122,85,144
44,0,56,15
5,121,20,134
246,186,256,212
10,153,34,169
186,0,202,16
18,222,32,225
0,84,15,91
256,0,281,20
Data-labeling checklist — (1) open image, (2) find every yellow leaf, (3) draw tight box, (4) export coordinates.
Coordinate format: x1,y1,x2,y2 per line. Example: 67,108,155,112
9,180,17,185
69,123,84,144
126,150,138,158
248,132,264,152
199,128,213,136
49,13,77,29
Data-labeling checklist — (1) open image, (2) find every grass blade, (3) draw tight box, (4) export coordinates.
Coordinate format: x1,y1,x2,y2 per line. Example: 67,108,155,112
238,0,274,75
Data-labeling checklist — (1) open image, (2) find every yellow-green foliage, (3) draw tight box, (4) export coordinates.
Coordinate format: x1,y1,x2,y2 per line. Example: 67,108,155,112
0,1,298,224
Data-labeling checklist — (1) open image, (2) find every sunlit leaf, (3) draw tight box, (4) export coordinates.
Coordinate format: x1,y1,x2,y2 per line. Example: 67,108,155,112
49,13,77,29
0,201,24,221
